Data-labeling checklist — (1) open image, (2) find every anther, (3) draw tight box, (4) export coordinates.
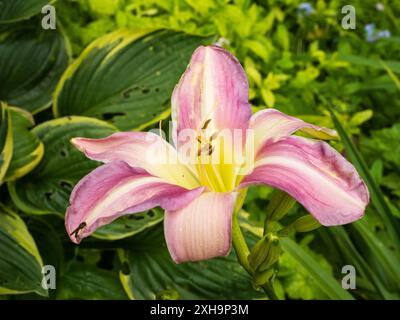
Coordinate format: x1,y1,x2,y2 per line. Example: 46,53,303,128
201,119,212,130
209,132,218,142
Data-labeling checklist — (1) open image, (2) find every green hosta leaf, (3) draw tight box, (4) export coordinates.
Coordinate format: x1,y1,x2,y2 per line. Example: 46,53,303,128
7,116,161,240
8,116,117,216
25,217,65,291
0,23,70,113
0,0,53,23
0,103,12,184
94,209,164,241
57,261,128,300
53,29,212,130
5,107,43,181
118,224,264,300
0,204,46,296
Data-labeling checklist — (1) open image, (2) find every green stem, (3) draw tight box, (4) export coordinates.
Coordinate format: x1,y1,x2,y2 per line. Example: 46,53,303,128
232,213,253,275
232,212,279,300
263,283,279,300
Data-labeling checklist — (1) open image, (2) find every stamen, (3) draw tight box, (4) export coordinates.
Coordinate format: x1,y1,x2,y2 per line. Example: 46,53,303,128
196,135,205,144
158,119,163,137
209,132,218,142
198,143,213,156
207,145,215,156
201,119,212,130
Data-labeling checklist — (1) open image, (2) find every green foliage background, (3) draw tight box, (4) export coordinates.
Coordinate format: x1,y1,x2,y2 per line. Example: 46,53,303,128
0,0,399,300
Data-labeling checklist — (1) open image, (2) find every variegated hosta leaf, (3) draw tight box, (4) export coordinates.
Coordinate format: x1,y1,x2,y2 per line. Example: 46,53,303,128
7,116,162,240
0,23,70,113
5,106,44,181
94,209,164,241
0,204,46,296
0,103,12,184
0,0,53,23
118,224,264,300
53,29,213,130
8,116,117,217
57,260,128,300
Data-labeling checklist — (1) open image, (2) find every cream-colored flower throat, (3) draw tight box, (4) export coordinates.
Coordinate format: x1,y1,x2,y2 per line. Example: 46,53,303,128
190,120,255,193
145,120,255,192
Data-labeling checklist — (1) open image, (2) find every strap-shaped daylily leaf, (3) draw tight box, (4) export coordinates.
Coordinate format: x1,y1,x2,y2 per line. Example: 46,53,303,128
5,107,44,181
118,224,264,300
0,103,13,184
0,23,70,113
53,29,213,131
0,0,54,23
0,204,46,296
8,116,117,217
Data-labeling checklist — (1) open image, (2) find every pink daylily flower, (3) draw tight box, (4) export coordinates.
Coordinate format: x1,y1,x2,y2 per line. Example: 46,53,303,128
65,45,369,263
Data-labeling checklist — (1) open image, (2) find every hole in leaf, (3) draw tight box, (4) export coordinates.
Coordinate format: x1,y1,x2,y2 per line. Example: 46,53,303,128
97,251,115,270
147,211,155,218
45,191,53,201
155,87,160,92
60,149,68,158
142,88,150,94
60,181,73,191
121,261,131,275
102,112,126,121
122,86,139,98
129,214,144,220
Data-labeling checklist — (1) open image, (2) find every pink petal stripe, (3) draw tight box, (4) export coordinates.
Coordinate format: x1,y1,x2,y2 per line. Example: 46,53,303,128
249,108,337,153
66,161,203,244
71,132,200,189
164,192,236,263
171,45,251,147
240,136,369,226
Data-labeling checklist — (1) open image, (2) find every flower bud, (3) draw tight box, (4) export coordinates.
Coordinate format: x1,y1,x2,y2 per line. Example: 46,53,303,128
292,215,321,232
266,190,296,222
248,233,281,273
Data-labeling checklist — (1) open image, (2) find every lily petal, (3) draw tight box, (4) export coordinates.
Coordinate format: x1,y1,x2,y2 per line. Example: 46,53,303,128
240,136,369,225
171,45,251,146
250,109,337,153
66,161,204,244
164,192,236,263
71,132,200,189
